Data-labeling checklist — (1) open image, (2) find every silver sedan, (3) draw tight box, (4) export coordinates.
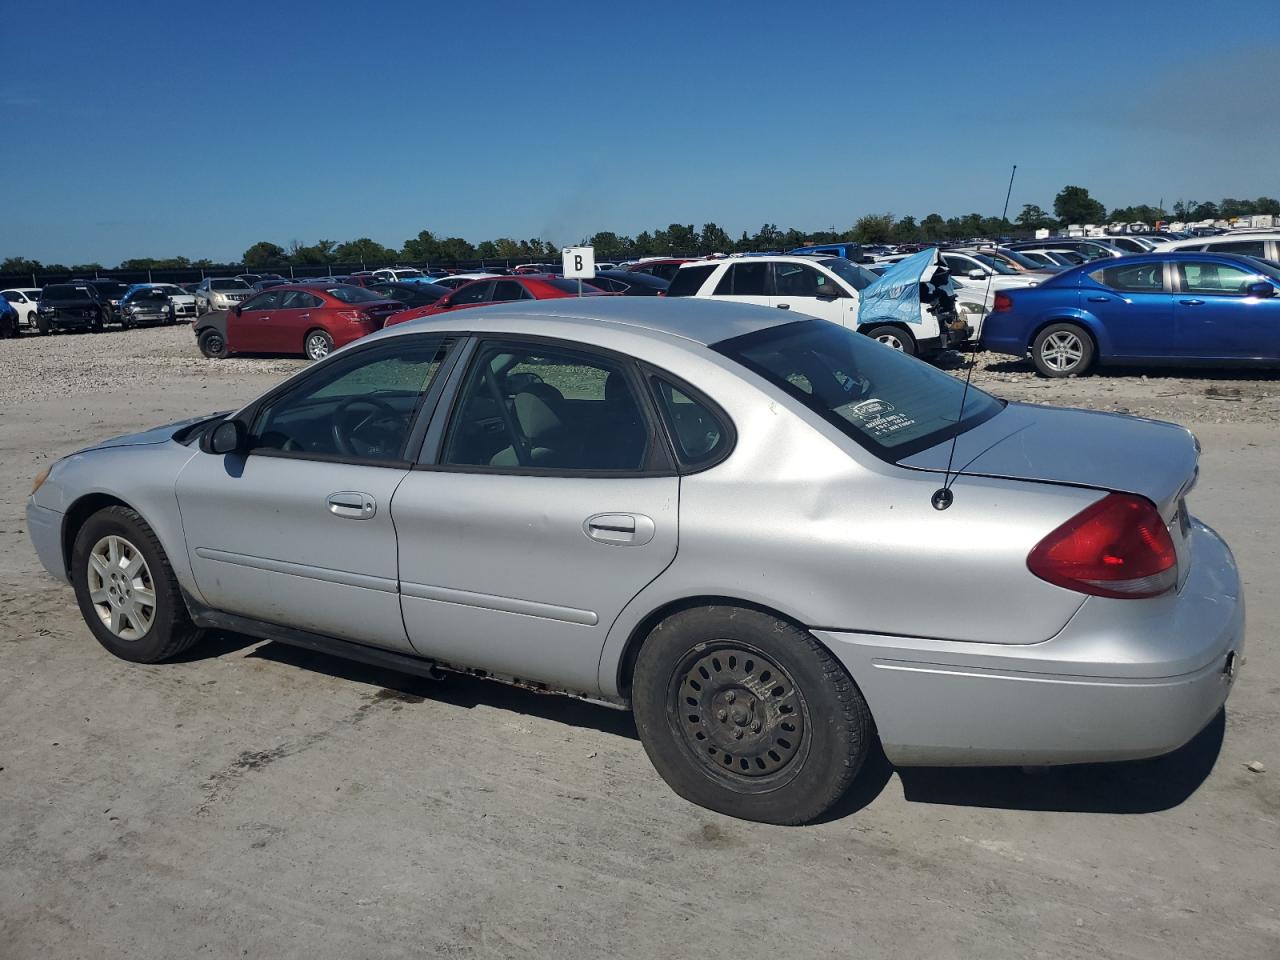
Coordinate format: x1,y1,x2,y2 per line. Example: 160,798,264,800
26,298,1244,824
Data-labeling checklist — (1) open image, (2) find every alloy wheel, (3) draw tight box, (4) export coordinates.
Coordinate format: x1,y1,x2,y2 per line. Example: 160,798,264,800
1040,330,1084,372
876,333,905,351
86,535,157,641
306,334,331,360
669,643,807,783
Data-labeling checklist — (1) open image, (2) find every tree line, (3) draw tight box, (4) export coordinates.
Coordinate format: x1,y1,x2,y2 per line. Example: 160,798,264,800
5,186,1277,276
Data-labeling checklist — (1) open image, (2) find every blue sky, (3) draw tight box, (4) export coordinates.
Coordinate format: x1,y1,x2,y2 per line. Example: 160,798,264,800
4,0,1278,264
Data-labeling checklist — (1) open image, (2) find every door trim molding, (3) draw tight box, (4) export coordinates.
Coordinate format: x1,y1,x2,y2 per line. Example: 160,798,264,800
193,547,398,594
400,580,599,626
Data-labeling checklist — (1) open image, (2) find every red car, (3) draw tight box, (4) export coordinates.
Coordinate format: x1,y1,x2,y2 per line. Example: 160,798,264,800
385,275,606,326
194,283,404,361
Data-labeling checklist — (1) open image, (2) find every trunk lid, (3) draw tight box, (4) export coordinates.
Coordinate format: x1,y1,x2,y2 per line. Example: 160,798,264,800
900,402,1199,514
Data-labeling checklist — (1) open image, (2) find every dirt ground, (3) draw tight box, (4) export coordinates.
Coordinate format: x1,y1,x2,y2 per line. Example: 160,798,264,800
1,325,1276,960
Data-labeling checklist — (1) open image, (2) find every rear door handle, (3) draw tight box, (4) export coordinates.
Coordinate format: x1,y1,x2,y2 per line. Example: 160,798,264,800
1087,296,1111,302
1180,299,1205,305
327,491,376,520
584,513,655,546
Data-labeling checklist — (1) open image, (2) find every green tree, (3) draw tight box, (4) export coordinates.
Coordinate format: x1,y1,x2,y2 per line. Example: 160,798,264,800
437,237,476,262
289,239,338,264
698,222,732,253
2,256,44,273
400,230,441,262
1015,204,1052,230
852,213,893,244
891,216,922,243
68,263,104,275
333,237,397,265
633,231,657,256
1053,185,1106,226
750,223,783,250
1253,196,1280,215
585,232,632,258
920,213,947,241
475,240,500,260
1189,200,1219,221
242,241,288,267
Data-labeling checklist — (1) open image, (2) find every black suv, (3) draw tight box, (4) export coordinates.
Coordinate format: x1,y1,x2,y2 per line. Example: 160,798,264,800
35,283,112,333
72,279,130,323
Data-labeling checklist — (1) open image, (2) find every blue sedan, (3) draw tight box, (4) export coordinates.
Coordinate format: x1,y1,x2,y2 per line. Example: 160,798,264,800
981,252,1280,376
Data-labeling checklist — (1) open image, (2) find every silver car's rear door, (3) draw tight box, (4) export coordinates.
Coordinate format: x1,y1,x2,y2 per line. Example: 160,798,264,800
175,334,459,653
393,336,679,694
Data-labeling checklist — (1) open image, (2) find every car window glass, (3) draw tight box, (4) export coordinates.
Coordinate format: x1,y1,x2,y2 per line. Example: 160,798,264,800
250,336,451,463
665,264,716,297
1178,261,1259,296
443,342,649,471
242,291,280,311
772,262,831,297
651,378,728,466
1089,263,1165,293
450,281,492,305
490,280,529,302
713,262,769,296
1206,240,1267,257
2,292,17,302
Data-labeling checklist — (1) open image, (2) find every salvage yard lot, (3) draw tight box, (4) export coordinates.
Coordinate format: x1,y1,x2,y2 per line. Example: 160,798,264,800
1,326,1277,959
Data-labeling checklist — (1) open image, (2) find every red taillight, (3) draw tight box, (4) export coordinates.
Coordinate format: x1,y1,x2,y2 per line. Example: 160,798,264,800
337,309,373,325
993,291,1013,312
1027,493,1177,599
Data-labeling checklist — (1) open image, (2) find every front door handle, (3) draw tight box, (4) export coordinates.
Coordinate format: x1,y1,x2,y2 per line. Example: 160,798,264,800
327,491,376,520
584,513,655,546
1180,299,1205,306
776,303,790,309
1087,296,1110,302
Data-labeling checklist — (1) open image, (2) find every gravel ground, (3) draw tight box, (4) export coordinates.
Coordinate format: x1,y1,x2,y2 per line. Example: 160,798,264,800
0,324,1277,960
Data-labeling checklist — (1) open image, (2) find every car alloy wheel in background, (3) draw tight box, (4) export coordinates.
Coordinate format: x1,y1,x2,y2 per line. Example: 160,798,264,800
305,331,333,361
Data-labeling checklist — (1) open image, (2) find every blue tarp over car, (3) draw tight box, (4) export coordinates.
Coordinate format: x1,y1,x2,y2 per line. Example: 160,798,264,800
857,248,941,327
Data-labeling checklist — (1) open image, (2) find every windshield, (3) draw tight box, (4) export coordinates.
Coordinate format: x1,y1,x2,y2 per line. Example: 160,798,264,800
970,254,1019,275
211,279,251,291
993,249,1042,270
819,257,878,291
393,269,424,278
43,285,92,301
324,285,384,303
1244,258,1280,282
714,320,1003,460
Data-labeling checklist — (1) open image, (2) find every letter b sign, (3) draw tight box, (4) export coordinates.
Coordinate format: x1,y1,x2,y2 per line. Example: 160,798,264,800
561,246,596,279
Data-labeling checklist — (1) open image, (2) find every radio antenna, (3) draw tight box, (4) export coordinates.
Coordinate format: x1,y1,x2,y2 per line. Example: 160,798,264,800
931,163,1017,511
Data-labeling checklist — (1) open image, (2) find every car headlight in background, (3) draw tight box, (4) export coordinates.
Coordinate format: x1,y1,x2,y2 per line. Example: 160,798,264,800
959,302,986,314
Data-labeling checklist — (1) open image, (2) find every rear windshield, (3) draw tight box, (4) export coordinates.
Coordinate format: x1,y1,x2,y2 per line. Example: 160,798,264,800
90,282,129,297
211,279,251,291
43,285,92,301
714,320,1004,460
324,285,383,303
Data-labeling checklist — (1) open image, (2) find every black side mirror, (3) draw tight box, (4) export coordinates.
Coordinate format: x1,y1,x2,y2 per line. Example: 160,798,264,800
1246,281,1276,299
232,304,243,316
201,419,247,455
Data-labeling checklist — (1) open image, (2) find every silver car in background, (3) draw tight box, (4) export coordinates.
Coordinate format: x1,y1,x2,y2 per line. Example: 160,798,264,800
25,298,1243,824
194,277,252,314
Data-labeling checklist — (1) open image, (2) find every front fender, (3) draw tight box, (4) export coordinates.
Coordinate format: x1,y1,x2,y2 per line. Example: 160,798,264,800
32,441,203,601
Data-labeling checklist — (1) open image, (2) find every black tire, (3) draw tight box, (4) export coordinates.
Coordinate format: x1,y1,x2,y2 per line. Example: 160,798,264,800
1031,321,1094,377
70,505,202,664
304,328,334,361
36,314,50,335
90,310,105,333
862,324,917,357
632,605,872,825
198,328,228,359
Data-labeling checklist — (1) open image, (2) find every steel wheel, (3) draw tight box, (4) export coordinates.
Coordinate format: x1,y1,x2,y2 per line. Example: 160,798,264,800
305,331,333,360
1039,330,1084,372
669,643,808,784
86,535,157,641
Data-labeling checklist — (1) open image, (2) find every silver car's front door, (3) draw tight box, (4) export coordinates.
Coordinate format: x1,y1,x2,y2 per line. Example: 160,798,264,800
393,338,679,693
175,334,457,652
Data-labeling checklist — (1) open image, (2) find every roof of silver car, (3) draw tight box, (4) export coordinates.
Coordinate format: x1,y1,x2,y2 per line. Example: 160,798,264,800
384,295,791,347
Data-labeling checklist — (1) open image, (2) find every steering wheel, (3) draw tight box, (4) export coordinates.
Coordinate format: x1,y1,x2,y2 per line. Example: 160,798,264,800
331,395,407,458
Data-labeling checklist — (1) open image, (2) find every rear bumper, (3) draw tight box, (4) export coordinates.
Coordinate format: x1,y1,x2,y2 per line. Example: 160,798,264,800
27,500,68,584
815,519,1243,766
